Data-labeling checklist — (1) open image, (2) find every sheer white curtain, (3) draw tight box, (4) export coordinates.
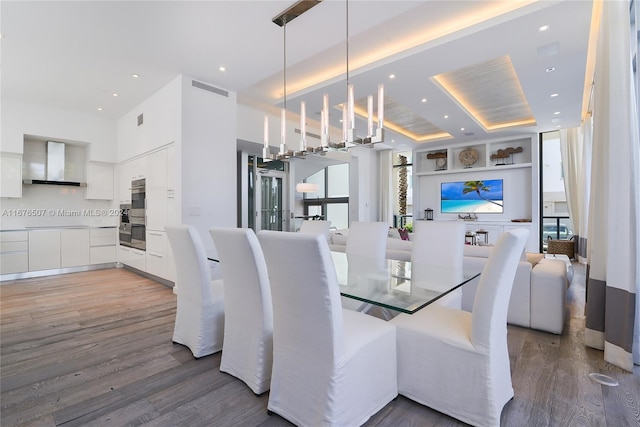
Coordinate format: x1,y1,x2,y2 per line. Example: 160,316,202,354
559,128,585,262
559,120,592,264
585,0,640,371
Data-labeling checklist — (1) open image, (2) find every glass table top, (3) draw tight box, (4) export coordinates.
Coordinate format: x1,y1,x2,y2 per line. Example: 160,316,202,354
331,252,480,314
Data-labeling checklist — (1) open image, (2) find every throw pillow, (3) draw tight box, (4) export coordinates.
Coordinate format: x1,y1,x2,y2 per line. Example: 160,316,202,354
398,228,410,241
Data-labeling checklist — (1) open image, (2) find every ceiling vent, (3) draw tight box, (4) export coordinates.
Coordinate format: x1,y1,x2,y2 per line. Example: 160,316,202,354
295,128,321,140
192,80,229,97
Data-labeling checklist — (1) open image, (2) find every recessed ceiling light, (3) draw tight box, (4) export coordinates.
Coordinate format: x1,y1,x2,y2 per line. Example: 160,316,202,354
554,111,561,115
389,74,396,79
112,93,119,97
131,73,140,78
545,67,556,72
550,93,559,97
556,125,562,128
219,66,226,72
421,98,427,103
460,127,465,131
444,115,449,119
97,107,103,111
538,24,550,32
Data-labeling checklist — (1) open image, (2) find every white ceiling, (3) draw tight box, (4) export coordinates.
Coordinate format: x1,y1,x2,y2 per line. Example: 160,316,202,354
1,1,594,152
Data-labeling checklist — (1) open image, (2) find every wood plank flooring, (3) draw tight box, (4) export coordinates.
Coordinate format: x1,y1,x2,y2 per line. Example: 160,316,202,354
1,264,639,426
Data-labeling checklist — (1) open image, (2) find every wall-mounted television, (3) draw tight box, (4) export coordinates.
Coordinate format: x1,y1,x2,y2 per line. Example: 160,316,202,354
441,179,504,214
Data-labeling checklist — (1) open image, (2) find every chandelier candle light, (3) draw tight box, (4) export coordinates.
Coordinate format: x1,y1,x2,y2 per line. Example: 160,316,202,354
265,0,385,162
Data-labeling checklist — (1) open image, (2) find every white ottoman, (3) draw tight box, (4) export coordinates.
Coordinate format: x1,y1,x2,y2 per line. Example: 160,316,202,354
530,258,568,334
545,253,574,284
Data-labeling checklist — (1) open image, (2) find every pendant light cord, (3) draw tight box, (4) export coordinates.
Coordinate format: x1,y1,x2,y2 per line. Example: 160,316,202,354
345,0,349,86
283,23,287,110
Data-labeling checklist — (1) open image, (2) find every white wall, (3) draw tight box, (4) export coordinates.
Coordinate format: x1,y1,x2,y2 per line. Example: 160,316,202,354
115,75,238,254
349,147,380,223
180,76,237,254
0,98,118,229
117,78,181,162
1,98,117,162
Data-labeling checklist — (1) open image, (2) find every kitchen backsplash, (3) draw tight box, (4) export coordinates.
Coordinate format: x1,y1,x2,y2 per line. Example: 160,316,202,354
0,184,118,229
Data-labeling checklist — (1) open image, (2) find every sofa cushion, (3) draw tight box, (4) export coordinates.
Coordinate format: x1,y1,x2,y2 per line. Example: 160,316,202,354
330,229,349,246
463,245,493,258
526,253,545,268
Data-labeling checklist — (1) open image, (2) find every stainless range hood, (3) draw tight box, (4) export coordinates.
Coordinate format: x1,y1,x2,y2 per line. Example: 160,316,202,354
23,141,86,187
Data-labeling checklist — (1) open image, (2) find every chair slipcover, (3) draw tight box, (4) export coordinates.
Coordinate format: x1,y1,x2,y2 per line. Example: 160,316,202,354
343,221,389,312
258,230,397,427
166,225,224,358
345,221,389,259
299,220,331,242
411,221,465,308
209,227,273,395
390,228,529,427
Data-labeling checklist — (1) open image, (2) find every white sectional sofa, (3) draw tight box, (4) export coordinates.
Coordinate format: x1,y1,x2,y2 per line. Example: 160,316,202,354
328,229,571,334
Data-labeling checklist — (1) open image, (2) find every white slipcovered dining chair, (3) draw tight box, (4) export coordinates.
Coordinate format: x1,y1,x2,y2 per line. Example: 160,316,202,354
298,219,331,242
166,225,224,359
345,221,388,259
390,228,529,427
258,230,397,427
209,226,273,395
343,221,389,312
411,220,465,308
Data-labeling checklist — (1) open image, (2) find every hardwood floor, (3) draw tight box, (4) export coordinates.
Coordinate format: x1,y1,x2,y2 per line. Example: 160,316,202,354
1,264,639,426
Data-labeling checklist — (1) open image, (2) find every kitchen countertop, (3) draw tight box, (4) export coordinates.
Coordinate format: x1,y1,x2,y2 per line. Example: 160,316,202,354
1,225,117,232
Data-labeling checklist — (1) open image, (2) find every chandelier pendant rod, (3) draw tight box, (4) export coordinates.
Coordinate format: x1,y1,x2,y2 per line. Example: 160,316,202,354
278,22,294,160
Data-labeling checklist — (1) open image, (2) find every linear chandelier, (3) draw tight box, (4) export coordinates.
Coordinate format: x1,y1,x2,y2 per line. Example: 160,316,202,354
263,0,385,162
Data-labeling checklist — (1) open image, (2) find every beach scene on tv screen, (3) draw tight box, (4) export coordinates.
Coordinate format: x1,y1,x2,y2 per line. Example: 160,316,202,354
441,180,504,213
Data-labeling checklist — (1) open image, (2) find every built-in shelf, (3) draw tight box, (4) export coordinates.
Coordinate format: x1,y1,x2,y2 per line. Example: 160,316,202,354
416,162,532,176
416,137,532,175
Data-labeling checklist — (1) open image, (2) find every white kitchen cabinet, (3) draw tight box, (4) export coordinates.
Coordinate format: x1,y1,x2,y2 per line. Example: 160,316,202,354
0,153,23,198
118,245,146,271
29,230,61,271
86,162,114,200
118,161,133,204
166,144,179,226
90,246,116,264
146,149,168,231
90,227,117,264
0,231,29,274
60,228,90,268
129,156,147,182
146,229,169,279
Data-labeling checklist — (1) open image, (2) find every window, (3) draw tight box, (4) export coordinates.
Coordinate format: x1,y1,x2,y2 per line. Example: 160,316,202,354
541,131,571,251
302,163,349,229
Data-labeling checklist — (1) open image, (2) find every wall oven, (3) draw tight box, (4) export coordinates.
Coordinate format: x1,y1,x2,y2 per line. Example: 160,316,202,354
119,178,147,251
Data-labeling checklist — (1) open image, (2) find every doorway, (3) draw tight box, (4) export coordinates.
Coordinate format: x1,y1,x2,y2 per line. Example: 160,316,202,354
255,169,287,232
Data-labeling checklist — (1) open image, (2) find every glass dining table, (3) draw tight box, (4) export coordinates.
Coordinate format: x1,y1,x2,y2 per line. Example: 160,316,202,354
331,251,480,315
